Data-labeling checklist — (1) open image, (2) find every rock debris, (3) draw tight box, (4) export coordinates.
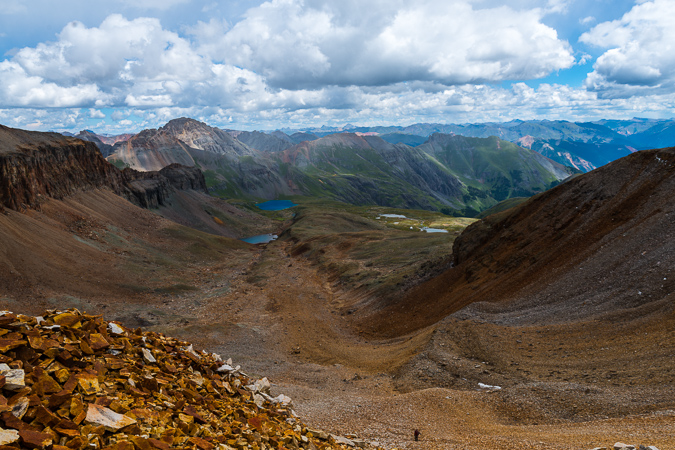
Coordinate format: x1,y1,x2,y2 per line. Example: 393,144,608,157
0,310,379,450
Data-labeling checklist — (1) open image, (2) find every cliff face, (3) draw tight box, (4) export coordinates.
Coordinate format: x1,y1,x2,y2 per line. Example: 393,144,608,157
0,125,207,212
158,163,208,192
0,126,124,211
120,164,207,209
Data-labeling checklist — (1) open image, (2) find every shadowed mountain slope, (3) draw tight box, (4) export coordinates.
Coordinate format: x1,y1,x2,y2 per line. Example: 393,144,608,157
274,133,575,214
357,147,675,337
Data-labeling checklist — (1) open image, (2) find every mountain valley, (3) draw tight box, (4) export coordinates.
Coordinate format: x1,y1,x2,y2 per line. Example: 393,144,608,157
0,122,674,449
106,118,577,217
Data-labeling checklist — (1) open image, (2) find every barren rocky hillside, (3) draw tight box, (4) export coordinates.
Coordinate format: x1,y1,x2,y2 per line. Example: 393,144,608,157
362,146,675,337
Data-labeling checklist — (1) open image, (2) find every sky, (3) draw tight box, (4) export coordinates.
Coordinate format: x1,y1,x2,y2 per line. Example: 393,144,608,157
0,0,674,134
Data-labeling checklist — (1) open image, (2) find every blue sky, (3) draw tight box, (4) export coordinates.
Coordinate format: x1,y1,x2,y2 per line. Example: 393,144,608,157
1,0,674,133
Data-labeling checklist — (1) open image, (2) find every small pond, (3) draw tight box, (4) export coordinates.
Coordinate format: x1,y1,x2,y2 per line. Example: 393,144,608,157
422,227,449,233
256,200,298,211
242,234,278,244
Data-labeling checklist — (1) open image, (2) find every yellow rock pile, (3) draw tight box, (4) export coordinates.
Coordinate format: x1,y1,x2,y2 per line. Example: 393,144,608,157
0,310,374,450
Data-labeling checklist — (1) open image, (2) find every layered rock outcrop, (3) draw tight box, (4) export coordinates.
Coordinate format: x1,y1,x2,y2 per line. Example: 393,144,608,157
0,126,124,212
120,165,207,209
0,125,207,213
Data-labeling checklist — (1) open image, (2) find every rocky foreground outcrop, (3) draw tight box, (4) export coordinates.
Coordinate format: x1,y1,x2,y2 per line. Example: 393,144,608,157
0,310,375,450
0,125,207,212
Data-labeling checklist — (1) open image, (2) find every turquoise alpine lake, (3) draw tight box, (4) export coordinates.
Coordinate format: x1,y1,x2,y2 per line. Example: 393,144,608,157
256,200,298,211
242,234,278,244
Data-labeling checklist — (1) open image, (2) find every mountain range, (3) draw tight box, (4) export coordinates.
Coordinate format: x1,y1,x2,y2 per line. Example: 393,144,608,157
269,118,675,172
103,118,578,216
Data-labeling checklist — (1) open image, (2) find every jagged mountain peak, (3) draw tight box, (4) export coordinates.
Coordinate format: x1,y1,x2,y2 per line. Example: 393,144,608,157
161,116,211,132
158,117,255,157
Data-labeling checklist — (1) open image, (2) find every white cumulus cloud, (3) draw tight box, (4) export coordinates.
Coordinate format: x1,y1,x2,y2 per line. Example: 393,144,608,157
0,3,576,113
3,1,671,132
0,60,108,107
207,0,575,89
580,0,675,97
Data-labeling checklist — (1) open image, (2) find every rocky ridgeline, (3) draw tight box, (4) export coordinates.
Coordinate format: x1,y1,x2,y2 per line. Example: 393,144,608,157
122,164,208,209
0,310,376,450
0,125,207,212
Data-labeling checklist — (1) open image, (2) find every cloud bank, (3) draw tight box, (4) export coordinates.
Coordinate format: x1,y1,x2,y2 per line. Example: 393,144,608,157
0,0,674,131
581,0,675,98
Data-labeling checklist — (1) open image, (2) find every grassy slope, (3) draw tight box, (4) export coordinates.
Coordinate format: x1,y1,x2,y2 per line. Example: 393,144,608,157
279,197,476,302
185,133,574,218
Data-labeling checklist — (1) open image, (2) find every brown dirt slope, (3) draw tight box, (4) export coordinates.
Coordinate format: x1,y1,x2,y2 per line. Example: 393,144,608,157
359,147,675,337
0,189,257,314
155,189,276,239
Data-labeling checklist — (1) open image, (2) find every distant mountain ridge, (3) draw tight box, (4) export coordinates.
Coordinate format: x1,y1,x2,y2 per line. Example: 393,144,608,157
100,118,576,216
85,117,675,177
270,118,675,172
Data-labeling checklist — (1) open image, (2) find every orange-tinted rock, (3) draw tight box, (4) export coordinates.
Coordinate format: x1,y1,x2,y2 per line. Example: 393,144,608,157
19,429,53,449
65,435,87,450
88,334,110,351
102,441,134,450
0,339,27,352
76,373,100,395
0,310,365,450
32,368,62,396
147,438,170,450
27,336,60,352
35,405,61,427
188,436,215,450
53,313,82,328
